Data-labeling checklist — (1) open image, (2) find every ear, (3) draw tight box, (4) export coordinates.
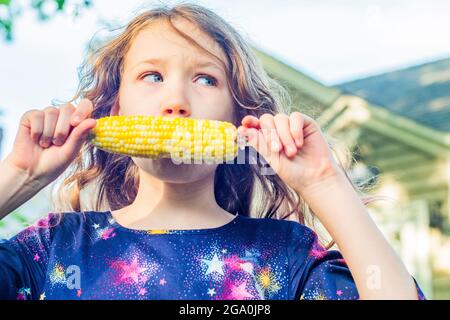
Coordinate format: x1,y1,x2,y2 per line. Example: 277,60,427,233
110,96,120,116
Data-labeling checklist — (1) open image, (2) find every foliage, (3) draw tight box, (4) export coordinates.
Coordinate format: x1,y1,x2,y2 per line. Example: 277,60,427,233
0,0,92,42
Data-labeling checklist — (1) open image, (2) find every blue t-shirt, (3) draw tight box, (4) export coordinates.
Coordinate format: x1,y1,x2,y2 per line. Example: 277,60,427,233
0,211,425,300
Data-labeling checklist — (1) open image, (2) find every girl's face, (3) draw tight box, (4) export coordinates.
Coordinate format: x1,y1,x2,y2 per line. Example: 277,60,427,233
115,18,234,183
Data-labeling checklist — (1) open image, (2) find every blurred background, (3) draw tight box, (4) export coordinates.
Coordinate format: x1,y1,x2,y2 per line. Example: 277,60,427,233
1,0,450,299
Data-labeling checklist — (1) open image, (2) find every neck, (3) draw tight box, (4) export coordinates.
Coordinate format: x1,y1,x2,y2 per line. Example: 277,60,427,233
113,167,235,230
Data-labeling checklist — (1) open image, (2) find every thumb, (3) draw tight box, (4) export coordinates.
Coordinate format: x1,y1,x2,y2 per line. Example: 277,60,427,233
61,118,97,157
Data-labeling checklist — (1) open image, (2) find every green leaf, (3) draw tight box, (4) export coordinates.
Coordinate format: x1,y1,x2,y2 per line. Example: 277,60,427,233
55,0,65,11
0,0,11,6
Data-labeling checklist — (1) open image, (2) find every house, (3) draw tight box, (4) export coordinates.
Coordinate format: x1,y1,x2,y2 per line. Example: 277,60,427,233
255,50,450,298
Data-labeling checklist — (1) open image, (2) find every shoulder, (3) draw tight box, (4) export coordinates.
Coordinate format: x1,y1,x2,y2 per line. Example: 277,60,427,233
10,211,112,243
236,215,318,244
51,210,112,230
238,215,314,233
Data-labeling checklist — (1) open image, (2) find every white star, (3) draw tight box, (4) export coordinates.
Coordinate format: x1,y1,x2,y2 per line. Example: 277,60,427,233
240,262,254,274
221,249,228,254
207,288,216,296
93,223,100,229
202,253,225,276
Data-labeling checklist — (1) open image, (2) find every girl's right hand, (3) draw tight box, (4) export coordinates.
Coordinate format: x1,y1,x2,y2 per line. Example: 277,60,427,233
4,98,97,186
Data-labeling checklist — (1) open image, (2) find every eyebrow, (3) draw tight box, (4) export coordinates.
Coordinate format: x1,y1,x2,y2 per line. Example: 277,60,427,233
131,58,226,74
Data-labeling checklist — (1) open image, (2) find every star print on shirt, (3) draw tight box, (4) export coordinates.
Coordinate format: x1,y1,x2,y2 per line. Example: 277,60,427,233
207,288,216,297
120,257,148,284
229,282,253,299
202,253,225,276
139,288,147,295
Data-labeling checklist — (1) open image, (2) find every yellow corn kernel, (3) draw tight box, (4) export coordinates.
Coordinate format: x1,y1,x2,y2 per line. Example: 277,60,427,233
88,115,238,163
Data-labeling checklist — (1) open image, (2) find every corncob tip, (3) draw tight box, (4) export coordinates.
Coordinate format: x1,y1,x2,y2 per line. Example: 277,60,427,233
89,115,238,163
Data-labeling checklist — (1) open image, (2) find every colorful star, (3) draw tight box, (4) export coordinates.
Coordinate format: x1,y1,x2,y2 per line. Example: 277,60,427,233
242,250,259,263
39,292,46,300
77,289,82,297
101,228,116,240
225,255,246,271
221,249,228,254
207,288,216,297
336,290,343,296
93,223,100,229
240,262,254,274
50,264,66,285
202,253,225,276
120,257,148,284
139,288,147,295
33,254,40,262
309,248,328,259
159,278,167,286
257,267,279,292
230,282,253,300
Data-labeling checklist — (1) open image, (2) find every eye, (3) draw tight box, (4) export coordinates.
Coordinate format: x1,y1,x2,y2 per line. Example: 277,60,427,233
142,72,163,83
195,74,217,87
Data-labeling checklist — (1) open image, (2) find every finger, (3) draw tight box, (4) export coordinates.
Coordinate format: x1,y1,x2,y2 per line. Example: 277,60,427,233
62,118,97,157
20,110,44,144
241,115,261,129
243,127,269,160
289,112,304,148
274,113,297,157
52,103,76,146
70,98,94,126
259,113,282,152
40,107,59,148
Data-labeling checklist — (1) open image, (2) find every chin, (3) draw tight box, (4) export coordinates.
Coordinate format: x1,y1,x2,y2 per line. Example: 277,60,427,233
133,157,218,183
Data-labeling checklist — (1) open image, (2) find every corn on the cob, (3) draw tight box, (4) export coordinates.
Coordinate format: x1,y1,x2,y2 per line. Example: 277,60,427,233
88,115,238,163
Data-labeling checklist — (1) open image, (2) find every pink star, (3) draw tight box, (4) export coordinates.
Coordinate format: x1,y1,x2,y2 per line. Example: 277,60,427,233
101,228,116,240
336,290,343,296
159,278,167,286
33,254,40,262
138,288,147,295
77,289,82,297
224,255,246,271
120,257,148,284
229,282,253,300
309,248,328,259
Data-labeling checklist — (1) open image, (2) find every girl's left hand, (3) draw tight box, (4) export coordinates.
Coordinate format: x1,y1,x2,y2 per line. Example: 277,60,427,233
237,112,343,193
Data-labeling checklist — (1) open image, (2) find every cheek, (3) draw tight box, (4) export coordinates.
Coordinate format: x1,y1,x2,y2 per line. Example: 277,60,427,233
118,83,161,116
196,89,235,122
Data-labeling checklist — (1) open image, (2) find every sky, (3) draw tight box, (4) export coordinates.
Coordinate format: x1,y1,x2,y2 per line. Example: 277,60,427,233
1,0,450,157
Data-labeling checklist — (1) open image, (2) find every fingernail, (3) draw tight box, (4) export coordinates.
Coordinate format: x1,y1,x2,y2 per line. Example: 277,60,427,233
40,140,49,148
288,146,297,154
295,139,302,147
52,138,62,145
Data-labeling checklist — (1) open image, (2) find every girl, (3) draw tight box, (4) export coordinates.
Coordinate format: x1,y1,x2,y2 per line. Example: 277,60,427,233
0,3,424,300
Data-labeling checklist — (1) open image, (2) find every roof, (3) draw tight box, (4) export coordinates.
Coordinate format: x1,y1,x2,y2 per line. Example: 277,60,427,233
253,48,342,107
336,57,450,132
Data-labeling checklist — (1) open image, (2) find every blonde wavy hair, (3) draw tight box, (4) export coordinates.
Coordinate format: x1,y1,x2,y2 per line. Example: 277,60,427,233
52,3,380,248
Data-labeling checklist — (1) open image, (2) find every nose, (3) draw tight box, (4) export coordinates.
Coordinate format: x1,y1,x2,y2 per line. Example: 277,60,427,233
161,104,191,117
